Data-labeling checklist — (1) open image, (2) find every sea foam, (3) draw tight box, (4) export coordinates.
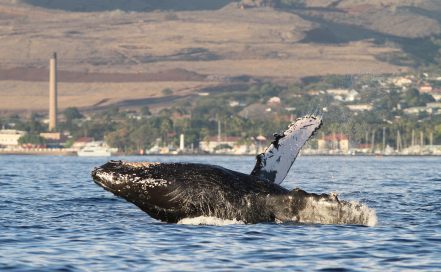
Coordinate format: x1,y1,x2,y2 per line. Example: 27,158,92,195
178,216,245,226
294,197,377,227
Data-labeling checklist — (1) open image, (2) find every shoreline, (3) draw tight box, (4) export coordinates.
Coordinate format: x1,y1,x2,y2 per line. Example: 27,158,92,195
0,149,76,156
0,150,440,157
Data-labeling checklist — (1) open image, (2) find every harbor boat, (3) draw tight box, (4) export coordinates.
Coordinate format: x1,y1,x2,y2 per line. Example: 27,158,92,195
77,141,113,157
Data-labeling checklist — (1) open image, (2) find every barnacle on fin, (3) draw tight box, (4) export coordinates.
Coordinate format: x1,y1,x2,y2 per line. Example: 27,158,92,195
272,133,285,149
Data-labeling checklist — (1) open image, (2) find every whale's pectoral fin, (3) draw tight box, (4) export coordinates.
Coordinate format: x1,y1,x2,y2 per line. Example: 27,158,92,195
250,115,322,184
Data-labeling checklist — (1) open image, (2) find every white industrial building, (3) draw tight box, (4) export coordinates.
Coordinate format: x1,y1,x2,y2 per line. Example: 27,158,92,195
0,130,26,146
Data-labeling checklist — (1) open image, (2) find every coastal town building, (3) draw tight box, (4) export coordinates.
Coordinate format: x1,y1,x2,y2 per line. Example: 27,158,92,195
239,0,274,9
433,89,441,101
419,84,433,93
421,87,441,101
229,100,240,107
199,136,262,154
418,83,441,101
306,90,323,96
40,132,62,141
392,77,413,87
347,104,373,111
267,96,281,105
326,89,359,102
404,103,441,115
72,137,95,150
318,134,350,153
0,130,26,146
200,136,241,154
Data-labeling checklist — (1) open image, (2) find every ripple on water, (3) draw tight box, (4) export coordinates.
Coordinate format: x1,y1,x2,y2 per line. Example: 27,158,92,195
0,156,440,271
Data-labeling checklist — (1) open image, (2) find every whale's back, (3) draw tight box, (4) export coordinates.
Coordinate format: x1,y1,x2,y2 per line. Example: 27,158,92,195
92,161,287,223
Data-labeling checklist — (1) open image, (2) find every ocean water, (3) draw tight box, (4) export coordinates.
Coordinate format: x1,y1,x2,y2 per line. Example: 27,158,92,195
0,155,440,271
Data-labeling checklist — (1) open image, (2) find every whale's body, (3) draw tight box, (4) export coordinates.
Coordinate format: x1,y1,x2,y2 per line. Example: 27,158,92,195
92,116,377,226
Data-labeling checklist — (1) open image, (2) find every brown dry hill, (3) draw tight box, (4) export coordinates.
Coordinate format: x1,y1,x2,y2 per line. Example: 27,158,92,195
1,0,439,112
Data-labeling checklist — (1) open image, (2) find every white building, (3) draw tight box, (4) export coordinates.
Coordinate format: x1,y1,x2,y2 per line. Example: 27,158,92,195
200,136,242,154
392,77,413,87
0,130,26,147
347,104,373,111
199,136,261,154
326,89,359,102
267,97,281,105
419,84,433,93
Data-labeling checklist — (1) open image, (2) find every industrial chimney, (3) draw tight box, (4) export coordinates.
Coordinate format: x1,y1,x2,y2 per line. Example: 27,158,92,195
49,52,58,131
179,134,185,151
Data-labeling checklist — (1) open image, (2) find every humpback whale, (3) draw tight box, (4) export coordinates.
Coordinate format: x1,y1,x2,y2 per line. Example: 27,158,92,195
92,115,376,226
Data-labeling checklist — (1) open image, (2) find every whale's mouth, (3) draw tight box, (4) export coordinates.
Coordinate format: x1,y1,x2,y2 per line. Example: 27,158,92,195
91,161,125,192
91,168,113,191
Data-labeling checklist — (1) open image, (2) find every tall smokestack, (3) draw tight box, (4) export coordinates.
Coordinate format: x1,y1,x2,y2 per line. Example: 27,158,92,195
180,134,185,150
49,52,58,131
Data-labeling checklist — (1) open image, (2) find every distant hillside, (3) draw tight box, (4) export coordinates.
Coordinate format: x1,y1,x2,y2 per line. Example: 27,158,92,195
1,0,441,113
20,0,233,12
274,0,441,65
278,0,441,39
19,0,441,39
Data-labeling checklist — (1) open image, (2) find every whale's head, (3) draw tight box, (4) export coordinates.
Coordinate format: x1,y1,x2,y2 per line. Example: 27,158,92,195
92,160,161,192
92,160,183,222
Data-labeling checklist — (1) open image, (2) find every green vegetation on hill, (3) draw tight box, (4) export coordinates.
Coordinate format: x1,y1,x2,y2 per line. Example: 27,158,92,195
2,73,441,153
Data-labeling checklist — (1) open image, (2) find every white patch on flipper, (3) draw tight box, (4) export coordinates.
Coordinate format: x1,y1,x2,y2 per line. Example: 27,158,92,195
252,115,322,184
178,216,245,226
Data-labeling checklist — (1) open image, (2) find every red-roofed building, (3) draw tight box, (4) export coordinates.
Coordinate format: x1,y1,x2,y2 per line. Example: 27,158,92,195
431,88,441,101
419,84,433,93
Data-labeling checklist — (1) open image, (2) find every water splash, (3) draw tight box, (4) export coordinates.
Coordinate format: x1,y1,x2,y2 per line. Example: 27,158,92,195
178,216,245,226
294,197,377,227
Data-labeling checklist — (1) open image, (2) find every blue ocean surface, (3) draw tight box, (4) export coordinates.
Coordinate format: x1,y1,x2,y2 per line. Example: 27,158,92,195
0,155,440,271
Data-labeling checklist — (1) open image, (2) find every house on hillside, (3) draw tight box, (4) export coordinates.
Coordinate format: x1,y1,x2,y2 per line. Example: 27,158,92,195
392,77,413,87
306,90,323,96
239,0,275,9
267,96,281,105
404,103,441,115
419,85,441,101
326,89,359,102
419,84,433,93
431,89,441,101
347,104,373,112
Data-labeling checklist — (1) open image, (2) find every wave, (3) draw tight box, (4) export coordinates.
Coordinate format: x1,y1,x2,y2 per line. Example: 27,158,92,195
177,197,377,227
